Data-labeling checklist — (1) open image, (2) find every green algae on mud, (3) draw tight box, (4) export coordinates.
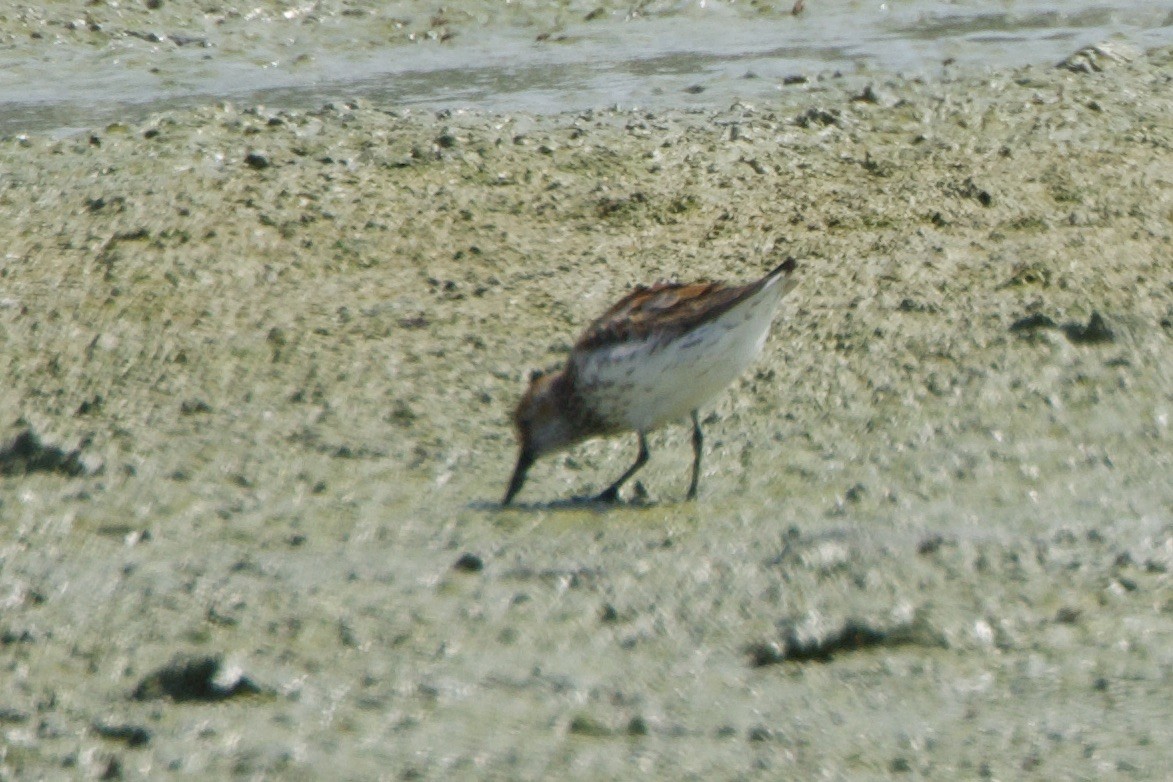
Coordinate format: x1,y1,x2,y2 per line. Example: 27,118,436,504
1,45,1171,780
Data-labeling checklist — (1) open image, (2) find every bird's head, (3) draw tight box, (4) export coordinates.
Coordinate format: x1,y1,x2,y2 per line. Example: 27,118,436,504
502,369,577,504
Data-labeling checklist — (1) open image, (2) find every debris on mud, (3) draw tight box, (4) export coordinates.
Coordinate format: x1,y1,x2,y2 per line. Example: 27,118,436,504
1009,310,1116,344
131,655,264,702
1062,312,1115,344
0,428,90,477
91,720,152,747
747,615,943,667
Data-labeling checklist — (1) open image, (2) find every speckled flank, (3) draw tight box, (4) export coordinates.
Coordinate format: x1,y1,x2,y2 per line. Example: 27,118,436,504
575,266,793,433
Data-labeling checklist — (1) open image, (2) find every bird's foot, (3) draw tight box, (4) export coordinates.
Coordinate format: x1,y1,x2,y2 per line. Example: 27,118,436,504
593,486,622,504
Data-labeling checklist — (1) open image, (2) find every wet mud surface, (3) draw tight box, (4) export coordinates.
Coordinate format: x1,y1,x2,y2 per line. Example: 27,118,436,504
1,37,1171,780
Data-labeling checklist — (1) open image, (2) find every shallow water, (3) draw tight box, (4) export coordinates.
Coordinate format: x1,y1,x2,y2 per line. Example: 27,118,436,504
1,0,1170,135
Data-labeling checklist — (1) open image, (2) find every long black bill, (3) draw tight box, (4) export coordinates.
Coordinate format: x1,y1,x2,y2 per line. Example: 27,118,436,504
502,450,535,505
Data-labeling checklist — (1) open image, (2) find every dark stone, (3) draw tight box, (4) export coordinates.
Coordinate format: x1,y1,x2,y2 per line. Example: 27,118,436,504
180,399,212,415
890,756,912,773
568,714,611,737
626,716,648,736
917,534,945,555
0,707,29,724
795,107,840,128
1010,313,1057,333
99,755,122,780
746,641,785,667
1062,311,1115,344
452,553,484,573
747,725,773,742
958,177,993,206
853,84,880,103
76,395,104,416
92,721,151,747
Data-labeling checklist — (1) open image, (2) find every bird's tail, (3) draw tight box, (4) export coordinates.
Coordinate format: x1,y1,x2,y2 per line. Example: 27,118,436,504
764,257,799,295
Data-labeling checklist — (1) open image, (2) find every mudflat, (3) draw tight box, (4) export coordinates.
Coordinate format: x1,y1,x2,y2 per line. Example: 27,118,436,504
1,36,1170,780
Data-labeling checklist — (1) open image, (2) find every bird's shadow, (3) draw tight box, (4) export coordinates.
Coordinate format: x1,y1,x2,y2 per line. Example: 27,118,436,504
470,483,661,513
470,495,660,513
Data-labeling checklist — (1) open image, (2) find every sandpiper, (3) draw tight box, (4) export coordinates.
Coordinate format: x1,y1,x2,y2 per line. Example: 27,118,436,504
503,258,798,505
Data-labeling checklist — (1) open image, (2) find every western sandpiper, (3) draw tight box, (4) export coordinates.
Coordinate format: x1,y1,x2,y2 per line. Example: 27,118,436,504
503,258,798,505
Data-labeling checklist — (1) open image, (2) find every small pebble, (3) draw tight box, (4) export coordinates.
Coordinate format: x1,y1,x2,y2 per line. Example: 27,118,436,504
453,553,484,572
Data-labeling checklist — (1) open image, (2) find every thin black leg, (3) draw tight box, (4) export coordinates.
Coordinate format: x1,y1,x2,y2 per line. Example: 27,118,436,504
595,432,650,503
687,409,702,500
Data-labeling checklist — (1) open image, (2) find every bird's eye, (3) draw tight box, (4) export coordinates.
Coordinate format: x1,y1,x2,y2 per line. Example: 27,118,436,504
528,368,545,383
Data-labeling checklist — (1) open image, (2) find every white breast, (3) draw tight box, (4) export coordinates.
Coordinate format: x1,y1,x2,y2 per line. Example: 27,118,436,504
574,282,785,433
